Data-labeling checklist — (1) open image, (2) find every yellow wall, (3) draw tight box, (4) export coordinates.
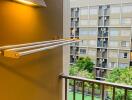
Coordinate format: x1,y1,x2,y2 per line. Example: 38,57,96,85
0,0,63,100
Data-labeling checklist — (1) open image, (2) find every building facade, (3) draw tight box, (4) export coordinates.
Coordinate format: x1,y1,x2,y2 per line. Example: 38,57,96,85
70,0,132,80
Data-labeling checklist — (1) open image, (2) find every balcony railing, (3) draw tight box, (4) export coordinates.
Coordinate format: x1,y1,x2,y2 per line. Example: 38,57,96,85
60,74,132,100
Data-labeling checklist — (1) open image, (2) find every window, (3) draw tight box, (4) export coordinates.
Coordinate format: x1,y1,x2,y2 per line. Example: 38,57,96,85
89,7,98,15
119,52,128,58
110,19,120,25
109,29,119,36
80,49,86,54
109,41,118,47
119,63,128,68
122,5,132,13
121,18,131,25
121,30,130,36
110,6,120,14
80,7,88,15
80,20,88,26
121,41,129,47
124,53,128,58
109,62,117,68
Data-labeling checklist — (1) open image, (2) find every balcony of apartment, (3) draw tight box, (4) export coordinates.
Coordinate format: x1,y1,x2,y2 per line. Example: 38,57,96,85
97,40,108,48
104,17,110,26
98,5,110,16
71,21,79,28
60,74,132,100
102,61,107,68
75,33,79,38
98,32,108,38
70,51,79,56
97,58,107,67
98,17,103,26
97,52,107,59
70,47,79,55
98,17,109,27
71,8,79,18
104,8,110,16
70,28,79,39
70,55,79,64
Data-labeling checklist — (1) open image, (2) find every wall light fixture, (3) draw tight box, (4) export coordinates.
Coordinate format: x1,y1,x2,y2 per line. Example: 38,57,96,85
14,0,47,7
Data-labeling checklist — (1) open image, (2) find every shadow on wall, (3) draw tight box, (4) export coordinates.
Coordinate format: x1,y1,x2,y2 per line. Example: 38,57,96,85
0,48,61,92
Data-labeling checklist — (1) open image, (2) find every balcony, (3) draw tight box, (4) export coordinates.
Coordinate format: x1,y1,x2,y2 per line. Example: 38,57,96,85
71,8,79,18
60,74,132,100
97,51,107,59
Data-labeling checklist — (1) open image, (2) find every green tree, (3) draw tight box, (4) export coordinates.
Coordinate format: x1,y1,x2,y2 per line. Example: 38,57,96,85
105,67,132,100
69,57,95,87
69,67,95,86
75,57,94,73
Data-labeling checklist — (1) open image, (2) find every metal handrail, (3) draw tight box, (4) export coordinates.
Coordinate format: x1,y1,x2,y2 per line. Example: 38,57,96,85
60,74,132,100
60,74,132,90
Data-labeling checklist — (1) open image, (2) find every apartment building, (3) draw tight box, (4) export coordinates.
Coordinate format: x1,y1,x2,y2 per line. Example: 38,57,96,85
70,0,132,80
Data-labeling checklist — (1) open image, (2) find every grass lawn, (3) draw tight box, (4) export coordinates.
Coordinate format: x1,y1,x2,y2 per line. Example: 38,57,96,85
68,92,100,100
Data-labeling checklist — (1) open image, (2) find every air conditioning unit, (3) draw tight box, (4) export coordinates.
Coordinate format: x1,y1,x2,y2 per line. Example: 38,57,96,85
74,19,78,21
103,6,107,10
74,8,78,11
104,17,107,20
101,28,103,31
103,39,106,41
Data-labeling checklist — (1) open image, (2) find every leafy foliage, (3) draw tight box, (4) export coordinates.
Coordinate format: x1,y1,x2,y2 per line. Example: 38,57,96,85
74,57,94,73
69,66,79,76
69,57,95,87
106,67,132,100
69,69,95,87
106,68,132,85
